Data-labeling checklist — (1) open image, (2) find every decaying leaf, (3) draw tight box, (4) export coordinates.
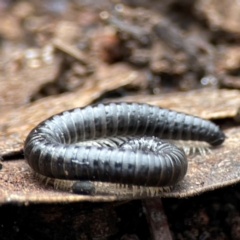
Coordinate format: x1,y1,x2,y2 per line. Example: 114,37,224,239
198,0,240,35
0,63,141,155
1,88,240,203
0,64,58,114
0,126,239,203
106,88,240,119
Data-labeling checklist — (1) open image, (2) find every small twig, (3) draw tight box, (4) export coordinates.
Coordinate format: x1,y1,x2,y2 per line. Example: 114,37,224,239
142,198,173,240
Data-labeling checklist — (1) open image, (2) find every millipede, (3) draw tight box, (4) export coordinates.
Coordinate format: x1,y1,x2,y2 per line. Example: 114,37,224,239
24,102,225,194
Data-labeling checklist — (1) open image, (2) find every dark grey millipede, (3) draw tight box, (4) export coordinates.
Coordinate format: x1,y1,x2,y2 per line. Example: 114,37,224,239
24,102,225,193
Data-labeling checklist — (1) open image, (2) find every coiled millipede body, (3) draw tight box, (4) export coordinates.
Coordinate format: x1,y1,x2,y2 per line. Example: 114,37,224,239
24,102,225,194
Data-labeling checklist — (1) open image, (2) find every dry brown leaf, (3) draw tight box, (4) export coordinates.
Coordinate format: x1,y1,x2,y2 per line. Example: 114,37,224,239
0,64,58,114
107,88,240,119
0,126,238,203
0,63,142,155
1,88,240,203
198,0,240,34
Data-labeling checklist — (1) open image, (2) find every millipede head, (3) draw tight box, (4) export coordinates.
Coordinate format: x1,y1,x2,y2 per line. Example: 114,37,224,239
208,130,226,147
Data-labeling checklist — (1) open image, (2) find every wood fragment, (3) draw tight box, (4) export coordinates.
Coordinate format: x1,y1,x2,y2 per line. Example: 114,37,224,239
52,38,89,65
143,199,172,240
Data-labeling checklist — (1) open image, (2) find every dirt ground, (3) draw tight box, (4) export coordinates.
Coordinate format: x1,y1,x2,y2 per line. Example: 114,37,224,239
1,0,240,239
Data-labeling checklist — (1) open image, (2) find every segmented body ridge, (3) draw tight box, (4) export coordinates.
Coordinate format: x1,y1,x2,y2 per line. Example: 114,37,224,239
24,102,225,187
